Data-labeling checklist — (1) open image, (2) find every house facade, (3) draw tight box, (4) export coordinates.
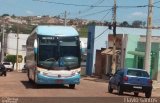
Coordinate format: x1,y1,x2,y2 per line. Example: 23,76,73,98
5,33,29,70
87,26,160,81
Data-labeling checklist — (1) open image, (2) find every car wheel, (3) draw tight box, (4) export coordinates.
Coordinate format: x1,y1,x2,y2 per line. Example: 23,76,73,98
69,84,75,89
134,92,139,97
117,85,123,95
145,91,152,98
108,83,113,93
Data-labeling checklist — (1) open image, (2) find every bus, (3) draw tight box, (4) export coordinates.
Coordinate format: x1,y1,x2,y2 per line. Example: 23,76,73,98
26,25,81,88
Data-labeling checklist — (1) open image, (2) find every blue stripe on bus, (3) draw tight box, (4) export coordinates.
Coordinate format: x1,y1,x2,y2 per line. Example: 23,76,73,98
35,73,80,85
34,48,37,54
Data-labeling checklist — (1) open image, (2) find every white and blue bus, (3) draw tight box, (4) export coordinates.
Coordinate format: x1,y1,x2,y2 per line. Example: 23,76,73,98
26,25,81,88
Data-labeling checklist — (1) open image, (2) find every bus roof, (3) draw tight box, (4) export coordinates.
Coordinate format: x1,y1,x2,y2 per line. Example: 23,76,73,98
33,25,79,36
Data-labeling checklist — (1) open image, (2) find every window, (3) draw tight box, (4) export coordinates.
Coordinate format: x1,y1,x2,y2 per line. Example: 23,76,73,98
22,45,26,51
116,70,124,76
127,70,149,77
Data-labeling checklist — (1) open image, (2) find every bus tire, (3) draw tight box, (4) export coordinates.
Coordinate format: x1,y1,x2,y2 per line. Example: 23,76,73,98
69,84,75,89
28,74,32,82
28,78,32,82
34,83,41,89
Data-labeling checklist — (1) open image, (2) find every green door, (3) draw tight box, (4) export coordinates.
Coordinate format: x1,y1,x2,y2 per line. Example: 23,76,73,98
137,56,144,69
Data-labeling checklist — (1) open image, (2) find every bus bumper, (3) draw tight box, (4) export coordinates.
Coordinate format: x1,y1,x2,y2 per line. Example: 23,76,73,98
35,73,80,85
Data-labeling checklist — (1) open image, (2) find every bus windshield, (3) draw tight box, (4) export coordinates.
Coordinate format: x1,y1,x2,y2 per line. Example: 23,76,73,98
38,36,80,70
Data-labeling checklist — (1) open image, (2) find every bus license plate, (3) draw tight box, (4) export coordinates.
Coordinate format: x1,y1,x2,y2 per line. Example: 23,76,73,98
56,80,64,84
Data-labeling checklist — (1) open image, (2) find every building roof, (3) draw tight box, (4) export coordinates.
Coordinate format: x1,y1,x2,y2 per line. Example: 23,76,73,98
34,25,79,36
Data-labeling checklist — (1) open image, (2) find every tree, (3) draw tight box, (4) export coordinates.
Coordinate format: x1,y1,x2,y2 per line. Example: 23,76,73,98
4,55,23,68
120,21,130,27
142,21,146,27
11,14,16,18
104,21,111,26
2,14,10,17
9,24,35,34
132,20,143,28
87,21,96,26
78,26,88,37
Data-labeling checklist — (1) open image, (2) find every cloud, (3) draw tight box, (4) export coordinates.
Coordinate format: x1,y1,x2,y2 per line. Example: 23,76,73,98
26,10,34,15
130,12,146,17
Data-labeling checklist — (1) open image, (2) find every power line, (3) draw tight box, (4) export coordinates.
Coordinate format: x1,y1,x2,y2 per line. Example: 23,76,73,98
79,8,112,18
32,0,110,8
100,10,111,22
32,0,155,8
153,0,160,4
78,0,105,14
94,28,109,40
154,5,160,8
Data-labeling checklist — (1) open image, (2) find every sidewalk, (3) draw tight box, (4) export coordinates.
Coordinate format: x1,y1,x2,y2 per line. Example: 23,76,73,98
153,80,160,89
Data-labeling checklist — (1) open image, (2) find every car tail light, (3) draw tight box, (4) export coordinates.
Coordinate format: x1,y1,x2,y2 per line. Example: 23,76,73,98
148,79,153,84
123,76,128,81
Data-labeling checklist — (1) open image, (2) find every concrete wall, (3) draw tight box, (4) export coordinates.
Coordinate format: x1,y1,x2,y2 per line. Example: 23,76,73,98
87,26,110,75
125,35,140,67
6,33,29,70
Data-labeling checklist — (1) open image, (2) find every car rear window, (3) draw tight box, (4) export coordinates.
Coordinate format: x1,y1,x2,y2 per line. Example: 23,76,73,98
127,70,149,77
3,63,10,65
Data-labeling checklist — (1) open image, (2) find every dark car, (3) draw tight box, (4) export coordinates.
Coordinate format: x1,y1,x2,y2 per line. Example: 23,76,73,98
0,63,7,76
108,68,152,98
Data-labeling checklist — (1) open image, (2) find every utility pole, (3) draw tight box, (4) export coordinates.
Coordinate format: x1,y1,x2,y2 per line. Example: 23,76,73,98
111,0,117,74
145,0,153,75
16,23,19,71
64,11,67,26
1,23,5,63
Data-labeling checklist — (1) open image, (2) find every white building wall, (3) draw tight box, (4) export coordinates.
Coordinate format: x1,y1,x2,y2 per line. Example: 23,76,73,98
6,33,29,70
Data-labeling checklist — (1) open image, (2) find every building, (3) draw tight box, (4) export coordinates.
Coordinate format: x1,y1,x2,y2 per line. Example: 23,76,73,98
5,33,29,70
87,26,160,81
80,37,88,61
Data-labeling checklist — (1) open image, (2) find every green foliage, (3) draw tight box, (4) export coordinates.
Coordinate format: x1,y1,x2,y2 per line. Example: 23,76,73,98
87,21,96,26
132,20,143,28
120,21,130,27
78,26,88,37
11,14,16,18
4,55,23,66
1,14,9,17
10,24,36,34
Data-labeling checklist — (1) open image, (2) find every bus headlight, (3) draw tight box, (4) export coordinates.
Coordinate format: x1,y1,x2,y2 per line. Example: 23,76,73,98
43,72,48,76
71,71,79,76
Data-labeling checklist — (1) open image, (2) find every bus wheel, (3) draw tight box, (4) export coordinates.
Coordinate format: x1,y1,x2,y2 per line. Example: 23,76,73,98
69,84,75,89
28,78,32,83
34,83,41,89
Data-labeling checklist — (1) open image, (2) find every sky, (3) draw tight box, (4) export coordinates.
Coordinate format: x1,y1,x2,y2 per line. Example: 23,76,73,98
0,0,160,25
